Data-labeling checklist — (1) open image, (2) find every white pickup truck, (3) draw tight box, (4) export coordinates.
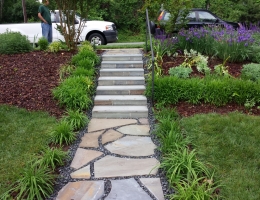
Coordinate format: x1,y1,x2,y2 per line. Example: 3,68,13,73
0,11,118,45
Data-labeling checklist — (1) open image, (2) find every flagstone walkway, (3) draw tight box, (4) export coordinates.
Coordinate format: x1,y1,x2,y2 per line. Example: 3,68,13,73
55,49,165,200
56,119,164,200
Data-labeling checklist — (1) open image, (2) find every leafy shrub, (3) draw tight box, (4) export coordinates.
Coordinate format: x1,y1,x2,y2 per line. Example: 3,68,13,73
169,66,193,78
71,50,100,66
77,58,95,70
38,37,49,51
241,63,260,82
78,42,94,52
71,67,95,77
145,76,260,106
50,120,75,145
48,41,62,52
62,109,89,130
0,30,33,54
1,158,55,199
52,76,93,110
38,146,68,170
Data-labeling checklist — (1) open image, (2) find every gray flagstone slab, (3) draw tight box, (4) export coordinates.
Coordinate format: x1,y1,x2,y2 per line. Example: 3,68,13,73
70,148,103,169
79,131,103,148
88,119,137,132
106,178,152,200
94,155,159,178
140,178,165,200
117,124,150,135
105,136,156,156
102,129,123,144
70,165,91,179
56,181,104,200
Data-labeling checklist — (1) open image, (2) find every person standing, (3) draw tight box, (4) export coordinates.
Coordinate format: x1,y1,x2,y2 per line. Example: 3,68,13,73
38,0,52,43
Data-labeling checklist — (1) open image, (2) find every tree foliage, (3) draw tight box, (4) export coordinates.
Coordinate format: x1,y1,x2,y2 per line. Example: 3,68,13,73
0,0,260,33
54,0,87,50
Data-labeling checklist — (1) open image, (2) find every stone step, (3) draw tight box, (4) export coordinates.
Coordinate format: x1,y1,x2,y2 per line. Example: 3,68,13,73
96,85,145,95
100,68,144,77
101,61,143,68
92,106,148,118
102,54,143,61
94,95,147,106
98,77,145,86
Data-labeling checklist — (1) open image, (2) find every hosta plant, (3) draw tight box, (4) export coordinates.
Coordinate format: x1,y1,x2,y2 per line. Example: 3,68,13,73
50,120,75,145
169,65,193,78
241,63,260,82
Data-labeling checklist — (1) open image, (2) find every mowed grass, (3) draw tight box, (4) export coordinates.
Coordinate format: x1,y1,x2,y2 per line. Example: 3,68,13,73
0,105,57,195
181,112,260,200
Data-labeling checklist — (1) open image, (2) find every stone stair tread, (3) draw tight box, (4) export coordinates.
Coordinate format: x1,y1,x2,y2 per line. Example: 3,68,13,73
102,54,143,61
100,68,144,72
97,85,145,90
102,61,143,64
92,106,148,112
94,95,147,101
98,77,144,80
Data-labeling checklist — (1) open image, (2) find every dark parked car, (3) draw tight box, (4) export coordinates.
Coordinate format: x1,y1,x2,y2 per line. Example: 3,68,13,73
150,8,240,34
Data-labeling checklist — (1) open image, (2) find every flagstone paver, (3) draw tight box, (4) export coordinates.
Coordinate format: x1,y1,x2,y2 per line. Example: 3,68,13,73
79,131,103,148
105,136,156,156
140,178,165,200
102,129,123,144
87,118,137,132
139,118,149,124
94,155,159,178
117,124,150,135
70,165,91,179
56,181,104,200
106,178,152,200
70,148,103,169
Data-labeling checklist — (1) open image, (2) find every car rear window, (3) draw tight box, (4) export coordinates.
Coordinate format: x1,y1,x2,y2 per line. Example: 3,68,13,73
198,11,216,22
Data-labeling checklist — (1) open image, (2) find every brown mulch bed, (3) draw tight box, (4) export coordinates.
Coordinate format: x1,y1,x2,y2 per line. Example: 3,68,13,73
0,51,76,118
0,50,259,118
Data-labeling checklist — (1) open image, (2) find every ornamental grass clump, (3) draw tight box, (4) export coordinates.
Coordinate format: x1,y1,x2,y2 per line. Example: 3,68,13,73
1,158,55,200
38,146,68,171
52,76,93,110
153,107,221,199
50,120,75,145
62,109,89,130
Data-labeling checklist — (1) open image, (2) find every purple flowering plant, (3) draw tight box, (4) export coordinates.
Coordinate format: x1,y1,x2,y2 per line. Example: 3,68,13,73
176,24,260,62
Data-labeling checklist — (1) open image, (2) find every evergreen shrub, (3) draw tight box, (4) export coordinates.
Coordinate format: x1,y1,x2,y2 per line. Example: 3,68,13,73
0,30,33,54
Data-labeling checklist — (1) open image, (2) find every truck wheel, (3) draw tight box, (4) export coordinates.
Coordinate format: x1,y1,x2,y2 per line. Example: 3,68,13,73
88,33,105,45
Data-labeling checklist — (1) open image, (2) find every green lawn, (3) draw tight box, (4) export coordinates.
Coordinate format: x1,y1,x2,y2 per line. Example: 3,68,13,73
0,105,57,195
181,112,260,200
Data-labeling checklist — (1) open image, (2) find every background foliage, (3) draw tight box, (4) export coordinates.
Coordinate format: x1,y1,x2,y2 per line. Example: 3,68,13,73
1,0,260,33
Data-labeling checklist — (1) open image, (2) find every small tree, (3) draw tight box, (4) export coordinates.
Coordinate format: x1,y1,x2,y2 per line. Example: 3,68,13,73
163,0,193,34
54,0,87,50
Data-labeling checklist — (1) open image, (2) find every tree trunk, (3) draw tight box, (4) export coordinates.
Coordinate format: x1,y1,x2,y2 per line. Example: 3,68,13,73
22,0,27,23
0,0,4,22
